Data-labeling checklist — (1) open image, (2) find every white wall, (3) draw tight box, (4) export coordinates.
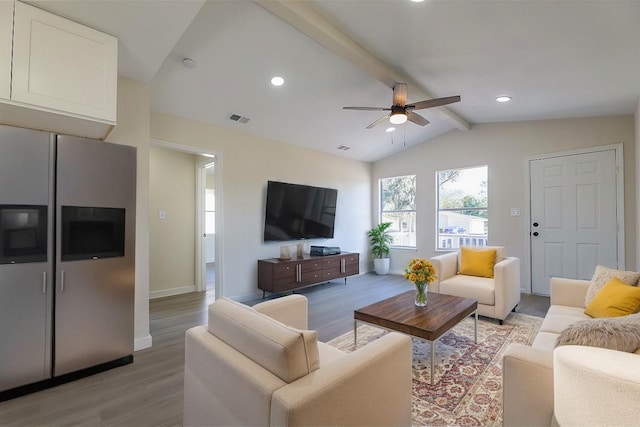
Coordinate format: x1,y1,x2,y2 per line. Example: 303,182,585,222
150,112,372,300
636,99,640,269
373,115,636,292
105,77,151,350
149,146,197,298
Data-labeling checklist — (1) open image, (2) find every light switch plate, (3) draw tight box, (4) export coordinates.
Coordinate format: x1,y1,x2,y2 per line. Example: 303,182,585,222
510,208,521,217
159,209,166,219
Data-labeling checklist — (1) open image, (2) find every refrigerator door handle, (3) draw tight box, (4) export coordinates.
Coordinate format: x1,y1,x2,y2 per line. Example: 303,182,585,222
60,270,65,292
43,272,47,294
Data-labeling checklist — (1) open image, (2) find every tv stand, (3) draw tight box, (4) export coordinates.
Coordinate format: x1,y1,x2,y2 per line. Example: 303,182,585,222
258,252,359,298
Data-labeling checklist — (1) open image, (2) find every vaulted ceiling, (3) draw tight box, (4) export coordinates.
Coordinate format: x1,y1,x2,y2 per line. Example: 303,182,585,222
28,0,640,162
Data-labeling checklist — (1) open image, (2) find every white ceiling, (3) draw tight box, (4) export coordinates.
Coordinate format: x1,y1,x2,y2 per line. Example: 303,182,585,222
28,0,640,162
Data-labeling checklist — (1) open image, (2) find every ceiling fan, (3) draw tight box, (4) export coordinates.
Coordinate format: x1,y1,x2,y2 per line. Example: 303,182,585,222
343,83,461,129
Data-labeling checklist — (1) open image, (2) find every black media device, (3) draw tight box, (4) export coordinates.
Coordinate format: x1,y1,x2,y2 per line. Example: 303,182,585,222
310,246,341,256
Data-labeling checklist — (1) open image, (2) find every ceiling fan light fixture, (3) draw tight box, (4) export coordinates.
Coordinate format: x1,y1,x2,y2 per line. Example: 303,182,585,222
389,112,407,125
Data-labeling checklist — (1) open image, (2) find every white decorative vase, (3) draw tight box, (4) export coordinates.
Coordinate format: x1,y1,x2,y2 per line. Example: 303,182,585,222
374,258,390,275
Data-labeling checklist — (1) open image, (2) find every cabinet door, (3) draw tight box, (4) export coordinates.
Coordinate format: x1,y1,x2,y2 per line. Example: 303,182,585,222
0,1,12,100
11,2,117,123
55,136,136,376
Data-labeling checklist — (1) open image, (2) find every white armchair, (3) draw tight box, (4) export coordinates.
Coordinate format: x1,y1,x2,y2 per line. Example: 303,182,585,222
430,246,520,324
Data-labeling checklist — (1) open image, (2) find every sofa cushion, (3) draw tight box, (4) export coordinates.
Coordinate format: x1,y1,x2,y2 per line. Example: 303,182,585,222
539,305,591,334
440,275,495,305
584,277,640,318
556,312,640,353
532,331,561,351
585,265,640,306
459,247,497,278
208,298,320,383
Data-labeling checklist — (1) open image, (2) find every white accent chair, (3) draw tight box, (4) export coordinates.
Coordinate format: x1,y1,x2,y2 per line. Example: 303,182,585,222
183,294,413,427
430,246,520,324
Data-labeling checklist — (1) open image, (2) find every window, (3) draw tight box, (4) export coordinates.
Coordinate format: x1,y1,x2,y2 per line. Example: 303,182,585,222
205,188,215,234
437,166,488,250
380,175,416,248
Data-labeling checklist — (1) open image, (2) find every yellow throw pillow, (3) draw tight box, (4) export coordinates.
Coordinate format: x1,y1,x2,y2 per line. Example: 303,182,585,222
459,247,497,278
584,277,640,318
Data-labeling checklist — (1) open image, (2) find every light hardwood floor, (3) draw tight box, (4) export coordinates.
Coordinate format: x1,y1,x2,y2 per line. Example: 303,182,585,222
0,273,549,426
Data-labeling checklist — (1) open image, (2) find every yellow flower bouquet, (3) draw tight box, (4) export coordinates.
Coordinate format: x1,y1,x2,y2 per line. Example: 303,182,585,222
404,258,437,306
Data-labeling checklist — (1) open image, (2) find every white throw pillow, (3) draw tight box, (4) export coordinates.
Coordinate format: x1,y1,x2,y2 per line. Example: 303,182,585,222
585,265,640,307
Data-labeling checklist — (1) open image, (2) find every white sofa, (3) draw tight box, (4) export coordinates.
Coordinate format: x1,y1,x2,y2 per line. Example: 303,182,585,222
503,277,640,426
430,246,520,323
183,294,413,427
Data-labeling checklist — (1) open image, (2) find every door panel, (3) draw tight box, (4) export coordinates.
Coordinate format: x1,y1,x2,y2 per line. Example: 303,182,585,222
55,136,136,376
0,126,53,391
530,150,618,295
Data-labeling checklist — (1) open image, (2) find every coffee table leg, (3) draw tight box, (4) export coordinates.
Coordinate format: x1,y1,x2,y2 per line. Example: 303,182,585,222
353,320,358,348
431,340,435,385
474,311,478,343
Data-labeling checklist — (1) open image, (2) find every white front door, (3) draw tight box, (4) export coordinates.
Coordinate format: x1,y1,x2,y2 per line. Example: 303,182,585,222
530,149,619,295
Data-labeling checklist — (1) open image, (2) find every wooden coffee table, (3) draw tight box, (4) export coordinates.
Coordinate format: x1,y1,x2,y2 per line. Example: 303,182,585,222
354,290,478,384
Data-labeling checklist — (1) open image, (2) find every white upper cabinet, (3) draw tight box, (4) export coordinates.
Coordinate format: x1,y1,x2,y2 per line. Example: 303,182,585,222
11,1,117,124
0,1,13,100
0,1,117,138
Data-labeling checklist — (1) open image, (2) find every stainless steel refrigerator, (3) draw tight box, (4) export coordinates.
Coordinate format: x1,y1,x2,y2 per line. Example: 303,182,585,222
0,125,136,396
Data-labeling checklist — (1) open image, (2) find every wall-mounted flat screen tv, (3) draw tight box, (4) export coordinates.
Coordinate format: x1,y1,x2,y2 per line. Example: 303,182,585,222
264,181,337,242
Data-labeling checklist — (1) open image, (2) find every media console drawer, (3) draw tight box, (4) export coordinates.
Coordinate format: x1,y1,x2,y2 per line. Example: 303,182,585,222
258,252,359,297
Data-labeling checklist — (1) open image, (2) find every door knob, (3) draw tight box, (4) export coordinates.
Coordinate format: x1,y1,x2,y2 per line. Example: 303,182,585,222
532,232,539,237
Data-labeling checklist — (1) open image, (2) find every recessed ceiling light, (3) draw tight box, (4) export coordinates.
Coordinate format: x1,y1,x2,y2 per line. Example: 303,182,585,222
410,0,425,2
182,58,195,68
271,76,285,87
386,127,396,133
496,96,512,103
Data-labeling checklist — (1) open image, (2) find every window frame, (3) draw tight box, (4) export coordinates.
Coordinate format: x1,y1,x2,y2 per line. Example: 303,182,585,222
436,165,488,251
379,174,417,249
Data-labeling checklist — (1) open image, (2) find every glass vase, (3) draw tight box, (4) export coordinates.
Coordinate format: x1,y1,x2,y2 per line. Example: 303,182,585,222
414,281,427,307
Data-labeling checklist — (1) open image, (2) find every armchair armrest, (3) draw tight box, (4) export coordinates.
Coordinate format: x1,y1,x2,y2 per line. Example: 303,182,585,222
430,251,459,292
550,277,590,308
503,343,554,427
554,345,640,427
493,257,521,319
253,294,308,330
271,332,412,427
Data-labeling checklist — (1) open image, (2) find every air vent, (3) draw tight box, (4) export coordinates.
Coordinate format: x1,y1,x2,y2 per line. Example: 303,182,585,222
337,145,351,151
229,114,250,124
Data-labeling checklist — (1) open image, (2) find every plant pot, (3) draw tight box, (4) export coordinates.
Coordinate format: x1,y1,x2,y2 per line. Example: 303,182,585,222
374,258,390,275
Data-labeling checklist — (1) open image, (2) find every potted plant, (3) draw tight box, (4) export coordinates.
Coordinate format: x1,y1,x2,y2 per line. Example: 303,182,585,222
368,222,393,275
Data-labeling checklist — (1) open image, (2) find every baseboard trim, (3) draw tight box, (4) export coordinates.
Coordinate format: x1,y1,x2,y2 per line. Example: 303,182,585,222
134,334,153,351
149,285,195,300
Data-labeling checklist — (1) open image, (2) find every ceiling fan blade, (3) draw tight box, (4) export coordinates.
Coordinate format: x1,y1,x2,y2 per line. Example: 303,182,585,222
343,106,389,111
392,83,408,106
407,111,430,126
407,95,461,111
366,114,391,129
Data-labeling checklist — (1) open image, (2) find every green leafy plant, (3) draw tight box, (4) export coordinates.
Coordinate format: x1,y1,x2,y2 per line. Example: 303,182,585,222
368,222,393,259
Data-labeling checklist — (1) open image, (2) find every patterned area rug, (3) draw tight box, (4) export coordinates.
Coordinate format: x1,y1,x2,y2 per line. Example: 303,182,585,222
327,312,542,426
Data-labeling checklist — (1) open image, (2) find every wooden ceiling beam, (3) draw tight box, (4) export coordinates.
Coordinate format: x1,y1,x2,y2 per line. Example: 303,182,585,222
255,0,470,131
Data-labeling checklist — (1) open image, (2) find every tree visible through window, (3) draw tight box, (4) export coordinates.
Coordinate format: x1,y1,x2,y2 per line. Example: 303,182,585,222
437,166,488,249
380,175,416,248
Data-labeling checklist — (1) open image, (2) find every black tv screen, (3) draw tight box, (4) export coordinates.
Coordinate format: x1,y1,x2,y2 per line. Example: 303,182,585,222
264,181,337,242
